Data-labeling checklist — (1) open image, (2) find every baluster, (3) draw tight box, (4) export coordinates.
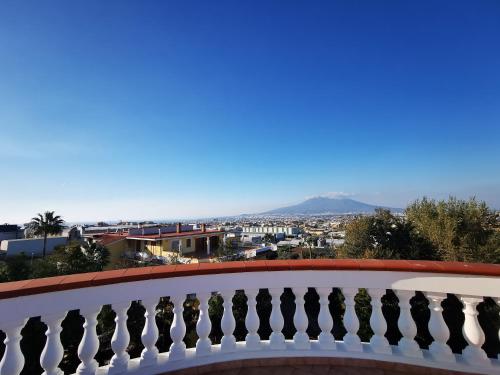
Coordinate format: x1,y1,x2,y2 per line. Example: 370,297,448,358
460,296,490,366
196,293,212,356
367,289,391,354
394,290,422,358
76,306,101,375
316,287,335,349
292,287,310,349
169,294,186,360
40,312,67,375
220,290,236,352
269,288,285,349
244,289,261,350
140,298,159,366
498,298,500,359
0,318,28,375
425,292,455,362
341,287,362,352
109,302,131,374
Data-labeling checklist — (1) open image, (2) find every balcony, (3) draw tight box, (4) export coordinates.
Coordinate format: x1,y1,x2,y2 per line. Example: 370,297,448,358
0,259,499,375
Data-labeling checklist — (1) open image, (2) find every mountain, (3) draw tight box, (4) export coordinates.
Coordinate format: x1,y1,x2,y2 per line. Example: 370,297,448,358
261,197,402,215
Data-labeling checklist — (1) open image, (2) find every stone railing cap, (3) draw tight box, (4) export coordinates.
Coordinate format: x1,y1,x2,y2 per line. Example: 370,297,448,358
0,259,499,300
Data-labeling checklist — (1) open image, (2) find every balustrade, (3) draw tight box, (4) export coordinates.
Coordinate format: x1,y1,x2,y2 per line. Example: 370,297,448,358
0,260,498,375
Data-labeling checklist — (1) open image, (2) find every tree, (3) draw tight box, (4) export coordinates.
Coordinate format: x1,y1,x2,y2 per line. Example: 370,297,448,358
47,242,111,274
304,236,316,259
262,233,275,244
406,197,499,263
82,241,110,271
30,211,65,258
339,209,436,260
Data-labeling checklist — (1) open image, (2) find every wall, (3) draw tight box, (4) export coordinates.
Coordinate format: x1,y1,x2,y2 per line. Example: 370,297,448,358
0,236,68,257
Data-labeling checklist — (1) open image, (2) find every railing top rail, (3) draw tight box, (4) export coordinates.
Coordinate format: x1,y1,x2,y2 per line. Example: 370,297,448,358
0,259,499,300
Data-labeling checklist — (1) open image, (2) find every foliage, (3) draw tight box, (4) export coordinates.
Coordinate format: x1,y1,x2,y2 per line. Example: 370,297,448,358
406,197,500,263
338,209,436,260
262,233,275,244
30,211,65,258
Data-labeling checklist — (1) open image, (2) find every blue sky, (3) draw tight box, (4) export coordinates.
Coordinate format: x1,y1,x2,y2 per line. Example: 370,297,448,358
1,0,499,222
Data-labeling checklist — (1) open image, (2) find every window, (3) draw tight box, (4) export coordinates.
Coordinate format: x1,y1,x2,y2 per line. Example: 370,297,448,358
186,239,192,247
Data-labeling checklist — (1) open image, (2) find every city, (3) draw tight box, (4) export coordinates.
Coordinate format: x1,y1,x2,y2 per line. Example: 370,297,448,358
0,1,499,375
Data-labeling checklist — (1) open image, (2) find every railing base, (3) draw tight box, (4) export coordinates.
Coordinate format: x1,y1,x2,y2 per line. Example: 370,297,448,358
92,341,499,375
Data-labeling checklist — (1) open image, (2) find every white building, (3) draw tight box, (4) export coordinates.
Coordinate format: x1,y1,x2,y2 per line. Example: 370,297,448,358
0,236,69,257
241,226,300,239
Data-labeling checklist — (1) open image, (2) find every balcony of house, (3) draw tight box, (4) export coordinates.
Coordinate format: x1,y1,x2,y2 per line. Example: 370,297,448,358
0,259,499,375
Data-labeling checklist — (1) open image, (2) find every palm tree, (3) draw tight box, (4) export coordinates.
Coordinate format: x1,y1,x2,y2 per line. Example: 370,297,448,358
30,211,65,258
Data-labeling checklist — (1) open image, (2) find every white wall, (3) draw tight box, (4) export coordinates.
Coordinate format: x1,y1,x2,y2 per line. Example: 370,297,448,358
0,236,69,257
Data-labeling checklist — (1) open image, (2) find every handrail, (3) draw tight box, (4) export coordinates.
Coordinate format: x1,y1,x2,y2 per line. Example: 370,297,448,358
0,259,499,375
0,259,499,299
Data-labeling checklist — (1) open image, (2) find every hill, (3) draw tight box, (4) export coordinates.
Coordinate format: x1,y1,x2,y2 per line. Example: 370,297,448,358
261,197,402,215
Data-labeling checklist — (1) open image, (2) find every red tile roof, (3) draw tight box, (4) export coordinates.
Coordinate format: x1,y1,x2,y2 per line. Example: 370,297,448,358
97,234,128,246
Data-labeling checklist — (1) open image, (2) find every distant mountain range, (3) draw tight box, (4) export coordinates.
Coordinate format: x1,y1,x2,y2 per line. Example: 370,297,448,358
260,197,402,215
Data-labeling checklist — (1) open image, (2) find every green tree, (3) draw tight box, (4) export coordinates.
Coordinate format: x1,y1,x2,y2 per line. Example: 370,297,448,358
30,211,65,258
82,241,110,271
339,209,436,260
262,233,275,244
406,197,499,263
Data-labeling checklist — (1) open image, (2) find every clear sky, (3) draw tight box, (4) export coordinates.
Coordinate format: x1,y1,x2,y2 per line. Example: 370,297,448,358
1,0,499,223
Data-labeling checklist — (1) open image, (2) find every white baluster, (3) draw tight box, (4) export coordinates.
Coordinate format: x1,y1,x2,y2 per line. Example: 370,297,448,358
220,290,236,352
425,292,455,363
40,312,67,375
109,302,131,374
342,287,362,352
244,289,261,350
395,290,422,358
76,306,101,375
0,318,28,375
460,296,490,366
196,293,212,356
292,287,310,349
269,288,285,350
367,289,391,354
498,298,500,360
169,294,186,360
140,298,159,366
316,287,335,349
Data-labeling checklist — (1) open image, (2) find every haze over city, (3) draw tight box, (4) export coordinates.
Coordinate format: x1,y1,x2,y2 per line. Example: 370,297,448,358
1,0,499,222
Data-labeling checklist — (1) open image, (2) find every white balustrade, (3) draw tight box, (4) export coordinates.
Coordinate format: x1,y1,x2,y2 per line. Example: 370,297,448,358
394,290,422,358
425,292,455,363
244,289,261,350
76,306,101,375
269,288,286,349
0,264,499,375
460,296,490,366
140,298,159,366
292,287,310,349
368,288,391,354
195,293,212,356
0,319,28,375
40,312,67,375
109,302,131,374
316,287,335,349
169,295,187,360
220,290,236,352
342,287,362,352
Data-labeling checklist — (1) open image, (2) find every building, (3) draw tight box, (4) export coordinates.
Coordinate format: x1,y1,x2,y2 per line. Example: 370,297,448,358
96,223,224,263
0,236,69,257
0,224,23,243
242,226,300,237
